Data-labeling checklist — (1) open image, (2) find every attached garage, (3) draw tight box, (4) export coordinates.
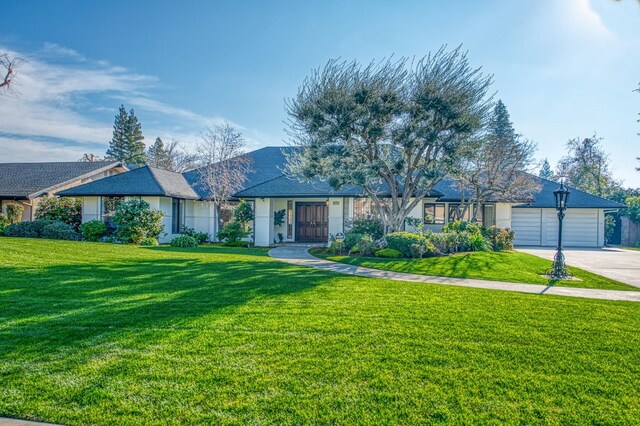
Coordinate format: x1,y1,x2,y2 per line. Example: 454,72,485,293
512,208,604,247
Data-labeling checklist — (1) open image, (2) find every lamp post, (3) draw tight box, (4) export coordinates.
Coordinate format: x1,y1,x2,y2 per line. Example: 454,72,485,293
549,181,571,279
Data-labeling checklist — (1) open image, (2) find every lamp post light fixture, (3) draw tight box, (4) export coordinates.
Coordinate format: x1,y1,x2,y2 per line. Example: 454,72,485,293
548,180,571,279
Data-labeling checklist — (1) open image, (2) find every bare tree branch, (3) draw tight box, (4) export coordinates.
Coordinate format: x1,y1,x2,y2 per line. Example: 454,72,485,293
0,52,25,94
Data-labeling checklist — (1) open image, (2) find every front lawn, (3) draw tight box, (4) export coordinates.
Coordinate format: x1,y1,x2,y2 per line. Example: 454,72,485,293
317,250,637,291
1,237,640,424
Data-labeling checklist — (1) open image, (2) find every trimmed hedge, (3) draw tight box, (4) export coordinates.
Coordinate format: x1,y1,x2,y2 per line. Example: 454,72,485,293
4,220,61,238
80,220,108,242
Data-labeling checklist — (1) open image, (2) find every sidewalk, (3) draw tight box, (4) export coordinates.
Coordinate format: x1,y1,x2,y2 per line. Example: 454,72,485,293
268,246,640,302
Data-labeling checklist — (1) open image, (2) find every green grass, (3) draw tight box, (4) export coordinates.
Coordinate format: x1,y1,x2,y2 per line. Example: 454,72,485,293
1,237,640,424
317,250,637,291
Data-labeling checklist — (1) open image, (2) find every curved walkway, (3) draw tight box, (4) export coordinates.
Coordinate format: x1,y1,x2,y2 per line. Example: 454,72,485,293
268,246,640,302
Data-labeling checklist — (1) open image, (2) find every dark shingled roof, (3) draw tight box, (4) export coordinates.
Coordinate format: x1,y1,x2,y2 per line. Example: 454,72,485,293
59,166,199,200
230,147,624,209
183,146,296,199
512,177,624,209
0,161,123,199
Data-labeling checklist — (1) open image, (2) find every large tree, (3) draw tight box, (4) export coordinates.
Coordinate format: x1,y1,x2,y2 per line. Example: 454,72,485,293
452,100,539,221
285,47,493,233
556,134,619,197
146,137,196,172
106,105,146,165
195,123,252,233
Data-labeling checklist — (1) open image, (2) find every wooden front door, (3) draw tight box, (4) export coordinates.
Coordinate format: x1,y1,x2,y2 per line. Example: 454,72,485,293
295,202,329,242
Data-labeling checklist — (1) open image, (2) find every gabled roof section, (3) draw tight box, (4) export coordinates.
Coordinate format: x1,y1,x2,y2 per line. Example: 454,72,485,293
0,161,124,199
58,166,199,200
183,146,295,199
513,177,624,209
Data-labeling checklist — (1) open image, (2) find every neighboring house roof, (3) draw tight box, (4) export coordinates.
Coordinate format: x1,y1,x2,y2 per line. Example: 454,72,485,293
0,161,124,199
58,166,199,200
512,177,624,209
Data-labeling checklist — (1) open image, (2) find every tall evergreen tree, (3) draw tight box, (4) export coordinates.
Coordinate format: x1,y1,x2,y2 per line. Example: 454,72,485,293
539,158,553,179
147,137,167,168
106,105,146,165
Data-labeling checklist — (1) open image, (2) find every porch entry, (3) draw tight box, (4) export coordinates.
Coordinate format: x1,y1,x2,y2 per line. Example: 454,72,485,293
295,202,328,242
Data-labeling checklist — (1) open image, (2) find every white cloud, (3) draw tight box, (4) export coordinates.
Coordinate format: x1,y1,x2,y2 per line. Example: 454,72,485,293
0,43,267,160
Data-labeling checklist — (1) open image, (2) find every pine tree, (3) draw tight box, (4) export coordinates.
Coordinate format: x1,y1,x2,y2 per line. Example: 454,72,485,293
147,137,171,169
125,108,146,165
539,158,553,179
106,105,146,165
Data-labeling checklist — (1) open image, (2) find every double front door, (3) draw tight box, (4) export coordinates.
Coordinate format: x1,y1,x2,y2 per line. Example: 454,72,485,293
295,202,328,242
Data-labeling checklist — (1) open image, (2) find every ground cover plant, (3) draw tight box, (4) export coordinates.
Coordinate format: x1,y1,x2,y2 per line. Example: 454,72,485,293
317,250,637,291
1,237,639,424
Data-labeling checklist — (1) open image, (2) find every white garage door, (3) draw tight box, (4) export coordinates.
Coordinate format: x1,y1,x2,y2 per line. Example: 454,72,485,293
512,208,601,247
544,209,600,247
511,209,542,246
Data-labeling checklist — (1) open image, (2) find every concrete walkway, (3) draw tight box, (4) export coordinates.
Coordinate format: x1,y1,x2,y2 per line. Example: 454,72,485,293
268,246,640,302
0,418,61,426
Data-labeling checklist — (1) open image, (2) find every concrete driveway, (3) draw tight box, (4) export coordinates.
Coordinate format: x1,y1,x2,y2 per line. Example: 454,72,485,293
517,247,640,288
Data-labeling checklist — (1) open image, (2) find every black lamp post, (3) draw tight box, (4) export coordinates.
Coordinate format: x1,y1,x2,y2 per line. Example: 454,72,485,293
549,181,571,279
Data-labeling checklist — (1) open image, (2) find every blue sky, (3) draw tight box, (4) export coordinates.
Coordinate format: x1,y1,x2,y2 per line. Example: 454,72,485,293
1,0,639,186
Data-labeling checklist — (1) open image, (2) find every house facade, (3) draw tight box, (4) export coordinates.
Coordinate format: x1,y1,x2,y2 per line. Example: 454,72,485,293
59,147,623,247
0,161,126,222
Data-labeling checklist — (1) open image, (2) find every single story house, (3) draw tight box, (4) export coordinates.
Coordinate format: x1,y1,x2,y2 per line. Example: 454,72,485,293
0,161,126,221
60,147,624,247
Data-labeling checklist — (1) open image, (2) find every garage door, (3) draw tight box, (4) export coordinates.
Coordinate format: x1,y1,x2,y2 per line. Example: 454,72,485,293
511,209,542,246
544,209,599,247
512,208,601,247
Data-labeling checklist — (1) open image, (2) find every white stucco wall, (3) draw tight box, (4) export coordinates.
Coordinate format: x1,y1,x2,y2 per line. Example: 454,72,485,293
495,203,513,229
254,198,274,247
81,196,101,223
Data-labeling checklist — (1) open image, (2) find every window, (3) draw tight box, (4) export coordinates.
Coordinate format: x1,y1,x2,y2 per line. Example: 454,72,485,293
353,197,387,220
287,200,293,239
101,196,124,224
171,198,184,234
482,205,495,227
423,203,445,224
448,203,472,222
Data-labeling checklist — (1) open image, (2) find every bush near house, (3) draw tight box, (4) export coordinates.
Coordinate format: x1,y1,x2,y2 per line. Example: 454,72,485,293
0,213,10,232
35,197,82,230
180,226,209,244
6,203,24,224
171,235,198,248
341,220,515,259
217,221,250,244
79,220,108,242
4,220,75,240
376,248,403,258
112,199,164,245
41,222,79,241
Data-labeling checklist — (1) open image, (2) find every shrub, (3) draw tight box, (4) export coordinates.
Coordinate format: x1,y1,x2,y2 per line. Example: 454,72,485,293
181,226,209,244
443,219,482,235
482,226,514,251
0,213,9,232
6,204,24,224
140,237,159,246
42,222,79,240
171,235,198,247
329,240,345,255
217,221,250,243
356,234,377,257
344,232,364,251
4,220,61,238
409,243,425,259
386,232,426,258
345,218,384,240
233,200,254,224
80,220,108,242
469,232,490,252
35,197,82,229
113,199,164,244
376,248,402,258
225,240,249,248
